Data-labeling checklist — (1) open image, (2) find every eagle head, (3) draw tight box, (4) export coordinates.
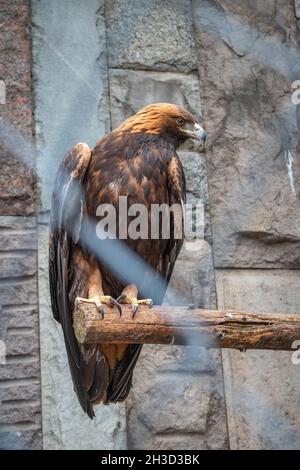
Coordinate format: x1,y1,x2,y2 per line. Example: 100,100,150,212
118,103,206,148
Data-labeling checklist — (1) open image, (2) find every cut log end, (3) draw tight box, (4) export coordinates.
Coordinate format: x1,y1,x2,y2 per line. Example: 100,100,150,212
72,302,300,352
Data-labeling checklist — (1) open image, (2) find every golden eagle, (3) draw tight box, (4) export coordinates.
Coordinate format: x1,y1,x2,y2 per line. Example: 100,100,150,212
49,103,206,418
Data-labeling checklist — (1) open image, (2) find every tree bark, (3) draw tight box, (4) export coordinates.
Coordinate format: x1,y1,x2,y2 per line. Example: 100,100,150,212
73,303,300,351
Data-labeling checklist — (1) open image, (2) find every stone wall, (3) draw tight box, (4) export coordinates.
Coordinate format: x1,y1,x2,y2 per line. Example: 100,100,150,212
1,0,300,450
0,0,42,449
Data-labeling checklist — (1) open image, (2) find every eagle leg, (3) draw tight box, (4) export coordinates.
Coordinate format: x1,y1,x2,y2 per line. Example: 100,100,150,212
116,284,153,319
75,261,122,318
75,295,122,319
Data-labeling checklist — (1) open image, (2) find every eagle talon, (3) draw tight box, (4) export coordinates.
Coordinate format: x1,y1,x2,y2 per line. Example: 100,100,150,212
103,296,122,316
74,295,121,318
116,294,126,304
111,298,122,317
96,303,105,320
116,294,153,318
131,304,139,319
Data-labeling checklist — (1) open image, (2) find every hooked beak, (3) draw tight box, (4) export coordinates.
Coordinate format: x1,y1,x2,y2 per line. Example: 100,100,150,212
182,123,206,144
190,123,206,143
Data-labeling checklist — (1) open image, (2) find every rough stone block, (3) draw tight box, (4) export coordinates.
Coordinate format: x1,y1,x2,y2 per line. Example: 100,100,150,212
0,215,41,449
180,153,209,201
139,343,222,376
0,307,38,331
0,253,37,279
0,404,41,426
0,361,40,381
0,0,37,215
31,0,109,210
193,0,300,268
216,268,300,449
131,376,211,435
109,69,202,128
5,334,39,356
0,431,27,450
0,381,40,403
180,152,213,243
0,231,37,252
164,240,216,309
0,216,37,251
127,344,228,450
0,217,37,278
106,0,197,72
0,215,37,288
0,278,38,307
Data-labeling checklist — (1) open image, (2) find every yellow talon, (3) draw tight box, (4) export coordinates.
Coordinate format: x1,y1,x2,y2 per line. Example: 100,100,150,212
75,295,122,318
116,294,153,318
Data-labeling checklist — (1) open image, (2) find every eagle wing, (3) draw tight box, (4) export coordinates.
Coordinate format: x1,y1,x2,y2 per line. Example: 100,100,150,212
49,142,95,418
160,153,186,297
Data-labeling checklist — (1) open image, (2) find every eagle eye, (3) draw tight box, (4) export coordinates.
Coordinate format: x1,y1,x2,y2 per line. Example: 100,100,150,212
176,118,184,126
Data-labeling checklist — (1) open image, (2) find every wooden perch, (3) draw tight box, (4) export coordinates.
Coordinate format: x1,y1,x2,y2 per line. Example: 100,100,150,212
73,303,300,351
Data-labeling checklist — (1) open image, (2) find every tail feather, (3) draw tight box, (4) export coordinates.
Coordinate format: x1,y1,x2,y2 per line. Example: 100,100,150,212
101,345,142,404
87,348,110,404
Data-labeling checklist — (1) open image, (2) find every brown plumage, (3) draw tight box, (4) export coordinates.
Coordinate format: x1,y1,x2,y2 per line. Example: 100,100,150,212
49,103,206,418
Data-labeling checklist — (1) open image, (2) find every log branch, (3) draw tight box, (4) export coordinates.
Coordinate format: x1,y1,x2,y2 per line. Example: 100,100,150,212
73,303,300,351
